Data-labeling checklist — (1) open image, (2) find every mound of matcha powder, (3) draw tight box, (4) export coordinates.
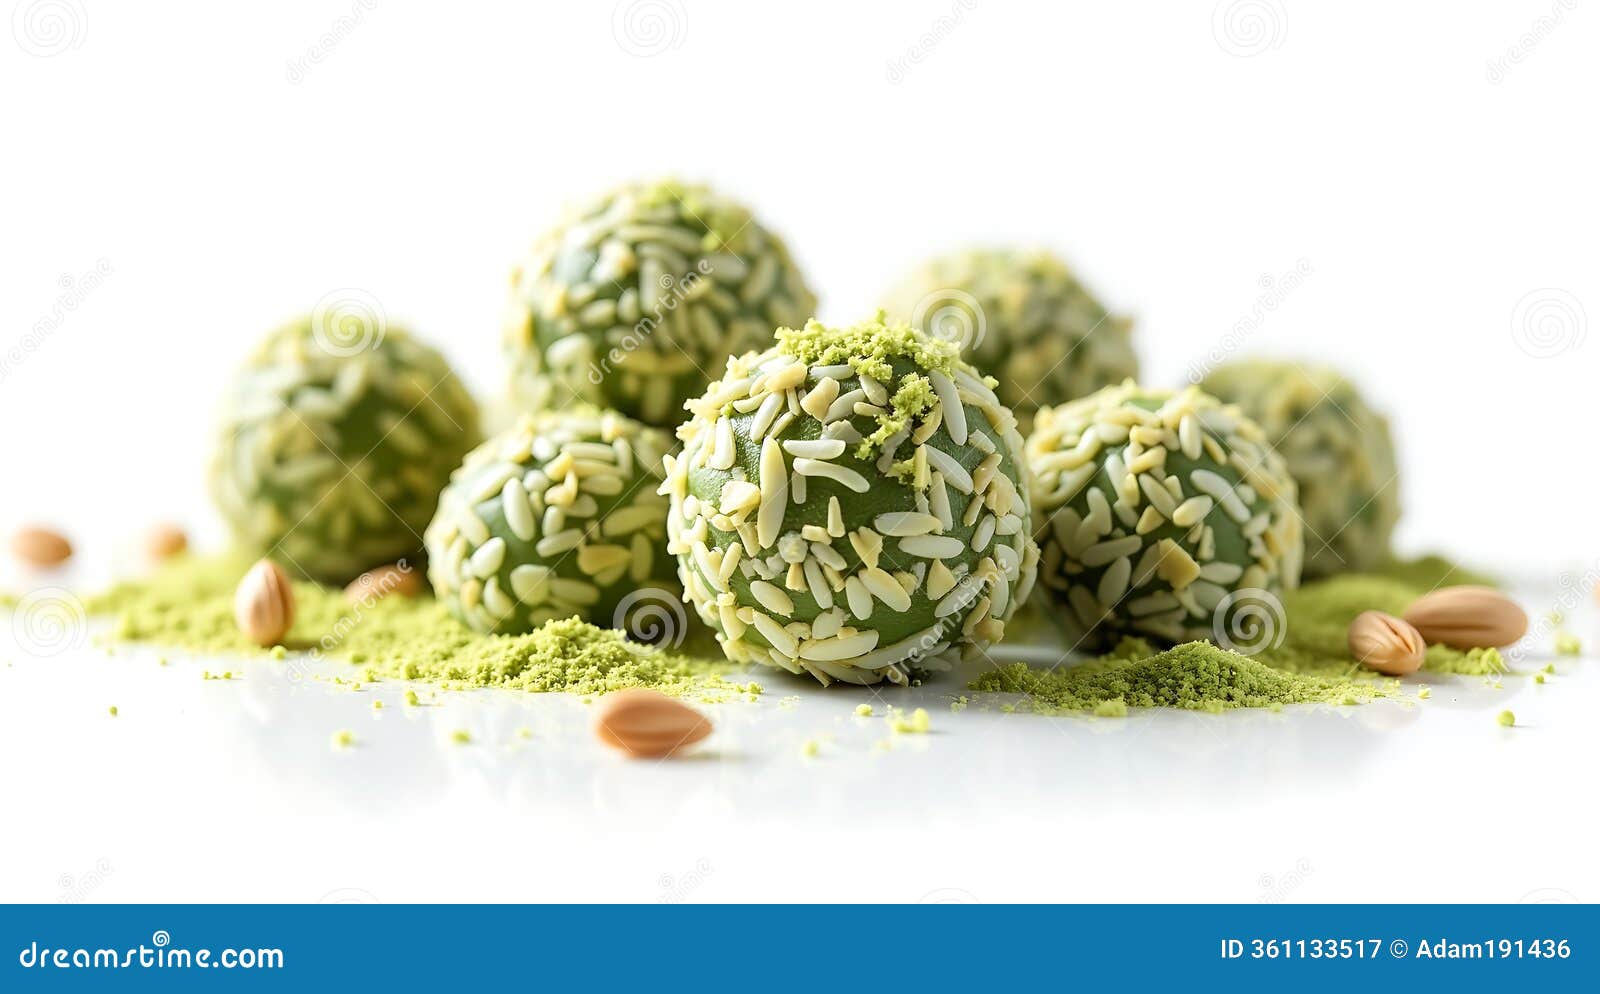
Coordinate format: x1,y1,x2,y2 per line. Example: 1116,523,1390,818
86,554,751,700
971,554,1506,714
974,639,1387,715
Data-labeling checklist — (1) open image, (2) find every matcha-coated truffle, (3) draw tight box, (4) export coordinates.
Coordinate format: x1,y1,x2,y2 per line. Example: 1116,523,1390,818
663,315,1040,686
424,410,675,635
504,179,818,427
1200,359,1399,578
882,248,1137,420
210,317,480,584
1028,382,1302,647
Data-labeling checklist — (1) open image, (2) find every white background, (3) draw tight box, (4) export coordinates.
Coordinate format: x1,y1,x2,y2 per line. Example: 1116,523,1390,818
1,1,1597,904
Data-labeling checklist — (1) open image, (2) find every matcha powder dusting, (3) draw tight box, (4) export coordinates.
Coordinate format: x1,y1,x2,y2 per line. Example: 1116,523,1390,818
970,556,1502,715
973,639,1389,715
87,554,750,700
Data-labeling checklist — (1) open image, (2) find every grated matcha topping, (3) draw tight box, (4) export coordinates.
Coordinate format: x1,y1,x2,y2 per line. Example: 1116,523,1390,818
775,313,958,384
87,554,752,701
870,373,939,468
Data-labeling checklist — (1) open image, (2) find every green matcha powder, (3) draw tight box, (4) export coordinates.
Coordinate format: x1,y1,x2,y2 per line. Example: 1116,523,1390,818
78,553,1498,713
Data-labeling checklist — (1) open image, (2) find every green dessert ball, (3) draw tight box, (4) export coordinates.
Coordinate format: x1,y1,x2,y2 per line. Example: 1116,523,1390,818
424,410,675,635
663,314,1041,686
503,178,818,427
882,248,1138,421
1027,382,1303,648
209,316,480,584
1200,359,1399,578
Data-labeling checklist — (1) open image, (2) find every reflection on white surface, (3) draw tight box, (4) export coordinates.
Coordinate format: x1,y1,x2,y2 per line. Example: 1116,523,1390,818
0,580,1594,903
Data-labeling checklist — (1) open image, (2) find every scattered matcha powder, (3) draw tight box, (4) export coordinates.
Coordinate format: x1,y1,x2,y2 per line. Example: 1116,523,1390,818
972,557,1521,715
854,703,873,717
450,729,472,744
1498,710,1516,728
331,729,354,748
87,554,750,701
1554,633,1581,656
107,706,118,717
888,707,931,734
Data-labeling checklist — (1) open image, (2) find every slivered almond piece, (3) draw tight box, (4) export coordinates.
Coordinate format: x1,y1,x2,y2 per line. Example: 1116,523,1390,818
594,689,713,758
1402,586,1527,649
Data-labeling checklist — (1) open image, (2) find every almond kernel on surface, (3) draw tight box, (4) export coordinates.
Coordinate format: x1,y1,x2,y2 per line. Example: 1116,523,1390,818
234,559,296,647
11,526,73,567
1401,586,1528,649
145,523,189,561
593,688,713,758
1347,610,1426,676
